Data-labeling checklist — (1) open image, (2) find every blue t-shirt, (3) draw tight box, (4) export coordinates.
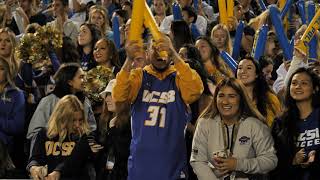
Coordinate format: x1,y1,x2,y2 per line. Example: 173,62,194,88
296,108,320,155
128,70,189,180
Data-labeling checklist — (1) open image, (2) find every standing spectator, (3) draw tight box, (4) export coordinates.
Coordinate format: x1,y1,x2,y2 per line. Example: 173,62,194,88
196,0,215,23
259,56,274,86
88,5,113,40
4,0,30,35
310,61,320,77
170,20,193,51
93,38,121,75
19,0,47,26
77,23,102,71
47,0,79,43
160,0,207,35
152,0,168,26
59,36,80,64
98,79,131,180
239,26,255,60
0,28,18,77
69,0,96,26
195,36,233,84
0,57,25,160
239,0,256,23
271,68,320,179
236,57,281,127
210,24,232,54
190,78,277,179
27,95,91,180
112,36,204,179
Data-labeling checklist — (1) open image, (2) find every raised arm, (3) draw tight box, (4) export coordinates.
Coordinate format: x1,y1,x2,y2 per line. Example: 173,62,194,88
112,40,143,103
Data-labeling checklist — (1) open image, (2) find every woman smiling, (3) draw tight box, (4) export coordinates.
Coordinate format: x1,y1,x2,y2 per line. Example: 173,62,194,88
191,78,277,179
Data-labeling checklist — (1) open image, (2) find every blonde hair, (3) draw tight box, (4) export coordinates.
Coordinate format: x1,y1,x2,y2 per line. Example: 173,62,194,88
0,5,7,28
210,24,232,54
0,57,15,88
0,28,18,77
248,10,269,31
47,95,90,144
88,5,110,35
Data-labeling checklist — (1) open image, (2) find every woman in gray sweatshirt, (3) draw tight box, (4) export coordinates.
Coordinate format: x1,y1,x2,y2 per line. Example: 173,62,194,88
190,78,277,180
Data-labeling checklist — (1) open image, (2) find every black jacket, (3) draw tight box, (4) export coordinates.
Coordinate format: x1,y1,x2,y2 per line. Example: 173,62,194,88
97,123,131,180
270,117,320,180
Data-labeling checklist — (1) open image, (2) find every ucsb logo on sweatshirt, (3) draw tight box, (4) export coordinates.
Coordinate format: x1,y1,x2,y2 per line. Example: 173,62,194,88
296,128,320,148
45,141,76,156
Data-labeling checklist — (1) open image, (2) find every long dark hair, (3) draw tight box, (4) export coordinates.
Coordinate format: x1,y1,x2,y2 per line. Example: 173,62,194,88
236,56,272,117
94,38,121,69
53,63,85,102
181,44,211,95
282,67,320,139
200,78,265,122
61,36,80,63
77,23,102,67
170,20,193,51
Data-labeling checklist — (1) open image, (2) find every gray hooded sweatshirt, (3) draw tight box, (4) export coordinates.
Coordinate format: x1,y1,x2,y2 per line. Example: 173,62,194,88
190,115,277,180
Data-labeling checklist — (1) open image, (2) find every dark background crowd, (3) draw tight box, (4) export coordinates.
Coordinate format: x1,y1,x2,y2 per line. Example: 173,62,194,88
0,0,320,179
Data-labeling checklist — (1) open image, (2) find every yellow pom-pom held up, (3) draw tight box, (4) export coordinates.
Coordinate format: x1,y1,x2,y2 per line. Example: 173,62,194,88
296,8,320,55
144,1,168,60
218,0,228,25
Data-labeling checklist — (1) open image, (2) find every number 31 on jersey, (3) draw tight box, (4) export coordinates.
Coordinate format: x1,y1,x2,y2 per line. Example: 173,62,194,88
144,106,166,128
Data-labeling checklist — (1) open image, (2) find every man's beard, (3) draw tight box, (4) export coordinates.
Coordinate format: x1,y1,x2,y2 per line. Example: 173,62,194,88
152,64,169,72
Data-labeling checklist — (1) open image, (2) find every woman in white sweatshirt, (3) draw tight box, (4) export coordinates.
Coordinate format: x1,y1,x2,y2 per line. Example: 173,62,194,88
190,78,277,180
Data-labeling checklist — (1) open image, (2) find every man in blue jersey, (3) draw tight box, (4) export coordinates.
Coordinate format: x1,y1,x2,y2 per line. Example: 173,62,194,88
112,36,204,180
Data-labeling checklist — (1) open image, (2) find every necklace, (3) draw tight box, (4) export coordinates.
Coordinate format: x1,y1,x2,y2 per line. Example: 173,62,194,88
221,120,240,154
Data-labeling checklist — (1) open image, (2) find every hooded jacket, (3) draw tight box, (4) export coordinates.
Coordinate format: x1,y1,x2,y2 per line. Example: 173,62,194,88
0,85,25,146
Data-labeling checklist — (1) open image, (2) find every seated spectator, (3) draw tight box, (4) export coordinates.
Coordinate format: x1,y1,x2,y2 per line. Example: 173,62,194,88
27,63,96,140
0,140,16,178
27,95,91,180
60,79,131,180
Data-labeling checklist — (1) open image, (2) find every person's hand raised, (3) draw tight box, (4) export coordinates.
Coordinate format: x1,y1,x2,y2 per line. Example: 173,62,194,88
125,40,144,61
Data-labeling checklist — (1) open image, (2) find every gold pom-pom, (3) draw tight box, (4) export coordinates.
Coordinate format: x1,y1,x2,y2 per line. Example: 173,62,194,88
84,66,114,103
35,25,63,49
15,25,63,69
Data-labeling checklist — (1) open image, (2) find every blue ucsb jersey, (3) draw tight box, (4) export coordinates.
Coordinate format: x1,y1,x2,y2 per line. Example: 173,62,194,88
128,70,190,180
